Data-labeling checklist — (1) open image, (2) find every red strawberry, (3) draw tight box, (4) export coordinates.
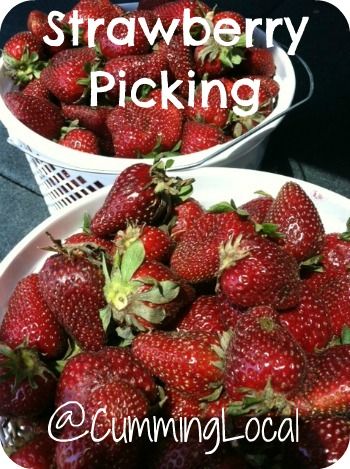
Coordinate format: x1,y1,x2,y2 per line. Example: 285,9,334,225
194,45,226,78
157,34,194,98
321,230,350,276
3,31,45,84
243,47,276,77
170,211,256,283
102,50,167,99
185,78,235,128
0,343,56,417
10,433,56,468
152,0,209,29
59,128,101,154
279,285,332,353
41,47,99,103
212,10,246,32
63,0,122,39
56,347,158,416
170,198,205,242
91,162,194,238
23,77,51,100
97,11,155,59
178,294,241,333
38,253,106,351
292,345,350,416
0,274,67,359
245,75,280,98
27,10,70,56
5,92,64,139
64,232,116,258
320,273,350,337
84,380,149,444
295,417,350,468
61,104,113,155
115,224,173,263
132,330,229,398
102,241,194,336
219,235,301,309
266,182,325,262
239,194,274,224
225,306,306,397
180,121,229,154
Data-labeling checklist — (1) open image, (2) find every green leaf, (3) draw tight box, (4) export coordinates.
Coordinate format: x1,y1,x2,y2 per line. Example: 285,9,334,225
134,302,166,324
137,281,180,304
99,307,112,332
120,240,145,282
82,212,91,234
254,190,272,198
255,223,285,239
208,201,235,213
341,326,350,345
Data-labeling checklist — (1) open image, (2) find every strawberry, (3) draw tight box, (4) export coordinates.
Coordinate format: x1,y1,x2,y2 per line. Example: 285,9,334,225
279,285,332,353
320,273,350,336
212,10,246,33
61,104,113,155
90,161,193,238
38,252,106,351
156,34,194,98
245,75,280,98
170,197,205,242
170,211,256,283
295,417,350,468
4,92,64,139
84,380,149,443
27,10,70,56
292,345,350,416
194,45,226,78
103,50,167,99
0,274,67,359
180,121,229,154
225,306,306,397
3,31,45,84
266,182,325,262
243,47,276,77
239,194,273,224
218,235,301,309
115,224,173,263
64,232,116,258
321,229,350,276
102,240,194,337
152,0,209,29
10,433,56,468
0,343,56,417
56,347,158,417
178,294,241,333
59,128,101,154
23,77,51,100
97,11,155,59
63,0,122,39
185,78,235,128
132,330,229,399
41,47,99,103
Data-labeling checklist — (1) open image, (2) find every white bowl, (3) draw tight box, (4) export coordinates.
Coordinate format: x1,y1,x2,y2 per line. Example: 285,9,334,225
1,167,349,315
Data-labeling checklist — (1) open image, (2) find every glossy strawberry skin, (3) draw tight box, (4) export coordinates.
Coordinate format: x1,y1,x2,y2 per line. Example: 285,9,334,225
320,273,350,336
3,31,44,62
225,306,306,397
239,195,273,224
10,433,56,468
220,236,301,310
59,128,101,154
90,164,163,238
213,11,246,32
321,232,350,276
64,232,116,258
5,92,64,140
243,47,276,77
0,274,67,359
178,294,241,333
279,286,332,353
27,10,70,56
170,198,205,242
171,211,256,283
23,77,51,100
41,47,98,103
266,182,325,262
132,330,224,398
180,121,229,154
38,254,106,351
152,0,209,29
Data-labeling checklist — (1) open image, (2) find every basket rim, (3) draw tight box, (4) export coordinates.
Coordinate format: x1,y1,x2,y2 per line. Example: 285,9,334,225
0,29,296,174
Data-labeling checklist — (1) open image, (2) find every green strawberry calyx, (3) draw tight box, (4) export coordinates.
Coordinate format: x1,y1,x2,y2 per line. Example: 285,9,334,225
3,48,47,85
218,234,251,274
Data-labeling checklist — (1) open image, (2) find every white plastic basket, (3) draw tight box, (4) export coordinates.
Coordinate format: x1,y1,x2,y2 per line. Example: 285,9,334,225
0,2,305,214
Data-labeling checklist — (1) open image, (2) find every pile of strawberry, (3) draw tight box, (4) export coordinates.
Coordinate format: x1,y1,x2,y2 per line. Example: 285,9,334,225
0,160,350,467
2,0,279,158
